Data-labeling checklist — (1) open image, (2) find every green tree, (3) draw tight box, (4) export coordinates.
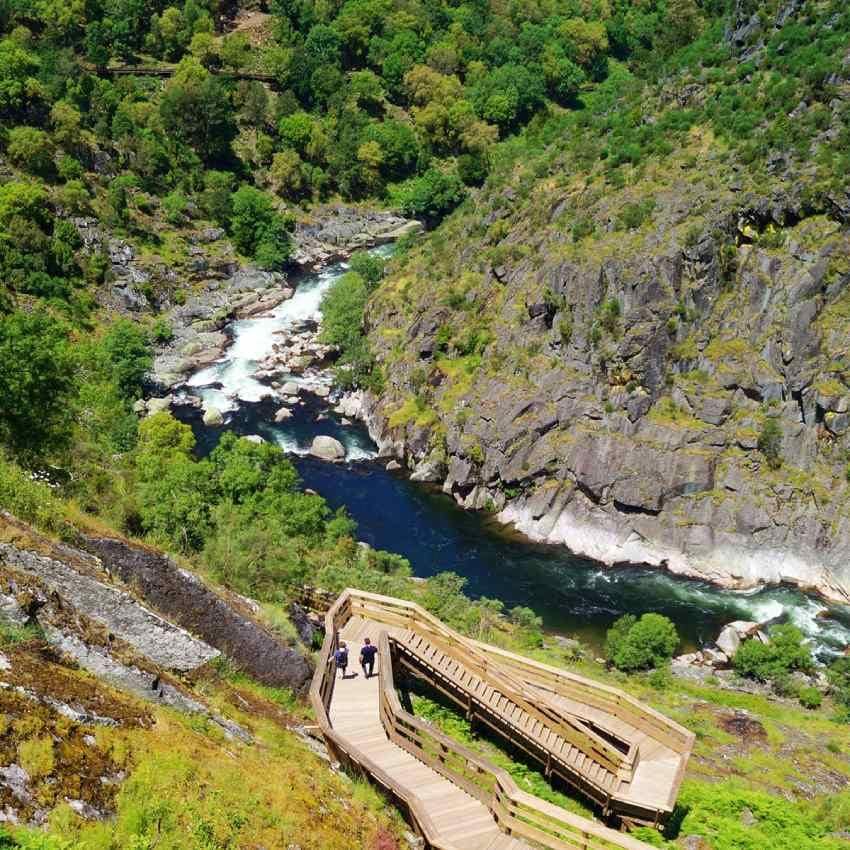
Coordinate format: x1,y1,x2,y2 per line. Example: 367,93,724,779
389,168,466,224
758,416,783,469
134,413,213,550
6,126,54,176
733,624,813,682
605,613,679,671
229,185,293,267
0,310,75,458
348,251,385,289
101,319,152,399
200,170,234,226
159,59,236,163
320,270,381,388
0,37,41,114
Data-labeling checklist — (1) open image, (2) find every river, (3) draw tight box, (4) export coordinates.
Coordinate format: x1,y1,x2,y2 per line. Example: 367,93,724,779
176,257,850,658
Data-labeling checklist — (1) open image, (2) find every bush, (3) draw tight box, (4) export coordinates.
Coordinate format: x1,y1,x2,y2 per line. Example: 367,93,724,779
100,320,152,400
151,317,174,344
605,613,679,671
617,199,656,230
828,657,850,712
6,126,54,176
389,168,466,224
797,685,822,709
229,185,293,268
348,251,385,289
733,624,813,682
0,310,75,459
758,416,783,469
162,189,188,225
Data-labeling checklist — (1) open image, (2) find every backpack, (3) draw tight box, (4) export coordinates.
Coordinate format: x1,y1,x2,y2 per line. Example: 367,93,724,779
335,647,348,666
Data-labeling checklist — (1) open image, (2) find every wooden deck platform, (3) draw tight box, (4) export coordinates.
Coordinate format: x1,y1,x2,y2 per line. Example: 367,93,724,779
308,589,693,850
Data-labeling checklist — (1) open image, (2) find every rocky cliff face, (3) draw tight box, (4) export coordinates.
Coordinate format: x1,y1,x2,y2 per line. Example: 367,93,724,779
361,15,850,601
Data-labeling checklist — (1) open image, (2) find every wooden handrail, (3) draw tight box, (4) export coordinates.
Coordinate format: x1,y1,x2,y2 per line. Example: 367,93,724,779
345,590,690,764
349,595,629,767
378,632,655,850
308,588,693,825
309,593,466,850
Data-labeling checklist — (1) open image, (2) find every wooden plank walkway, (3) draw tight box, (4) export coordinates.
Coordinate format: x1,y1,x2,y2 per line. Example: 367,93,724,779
308,589,692,850
332,622,527,850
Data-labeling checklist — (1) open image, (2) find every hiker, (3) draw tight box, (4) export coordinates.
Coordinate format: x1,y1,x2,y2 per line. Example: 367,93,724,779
334,641,349,678
360,637,378,678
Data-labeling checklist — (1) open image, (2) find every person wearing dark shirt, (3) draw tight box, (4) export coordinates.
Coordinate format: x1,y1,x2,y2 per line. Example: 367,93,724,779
360,637,378,678
334,641,349,678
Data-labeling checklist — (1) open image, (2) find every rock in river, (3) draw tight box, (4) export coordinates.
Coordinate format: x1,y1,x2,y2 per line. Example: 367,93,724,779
310,435,346,462
203,406,224,426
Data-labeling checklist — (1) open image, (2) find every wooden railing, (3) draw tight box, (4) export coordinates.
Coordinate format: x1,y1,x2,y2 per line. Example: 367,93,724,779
346,592,634,779
472,643,694,757
308,592,467,850
81,62,282,88
345,590,692,780
378,633,655,850
308,588,693,826
306,587,692,759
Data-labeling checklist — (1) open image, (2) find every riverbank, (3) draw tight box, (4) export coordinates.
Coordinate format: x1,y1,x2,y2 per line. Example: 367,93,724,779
154,250,850,661
333,389,850,609
144,206,421,401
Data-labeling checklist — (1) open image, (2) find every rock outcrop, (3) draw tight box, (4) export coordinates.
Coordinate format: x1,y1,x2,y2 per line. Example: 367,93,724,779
82,535,314,691
363,164,850,602
294,205,422,270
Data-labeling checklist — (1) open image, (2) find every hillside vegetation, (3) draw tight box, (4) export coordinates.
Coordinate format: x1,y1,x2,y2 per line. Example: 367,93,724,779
362,0,850,598
2,0,850,848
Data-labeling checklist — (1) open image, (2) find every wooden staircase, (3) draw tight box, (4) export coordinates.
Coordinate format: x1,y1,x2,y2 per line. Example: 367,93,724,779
307,588,693,850
394,629,628,808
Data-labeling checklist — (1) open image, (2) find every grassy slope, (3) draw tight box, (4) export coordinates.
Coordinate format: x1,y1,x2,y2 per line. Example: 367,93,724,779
0,628,403,850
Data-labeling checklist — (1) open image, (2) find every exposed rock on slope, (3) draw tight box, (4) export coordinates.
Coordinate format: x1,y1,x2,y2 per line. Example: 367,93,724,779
82,536,313,691
362,82,850,601
0,542,218,672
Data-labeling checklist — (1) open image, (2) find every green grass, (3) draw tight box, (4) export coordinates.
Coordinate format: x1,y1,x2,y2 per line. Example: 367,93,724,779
409,688,596,819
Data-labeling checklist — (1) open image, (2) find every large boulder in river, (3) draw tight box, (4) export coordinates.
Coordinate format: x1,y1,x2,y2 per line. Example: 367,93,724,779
146,395,173,416
716,620,762,656
203,406,224,426
310,435,346,461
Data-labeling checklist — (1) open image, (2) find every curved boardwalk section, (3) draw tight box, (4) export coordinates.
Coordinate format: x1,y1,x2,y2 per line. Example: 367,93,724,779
308,589,692,850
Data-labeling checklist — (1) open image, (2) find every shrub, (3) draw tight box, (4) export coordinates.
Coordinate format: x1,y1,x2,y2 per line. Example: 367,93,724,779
0,310,75,459
0,454,67,534
229,185,293,268
389,168,466,224
320,271,380,388
758,416,783,469
599,297,621,335
348,251,386,290
151,317,174,344
605,613,679,671
101,320,152,400
162,189,188,225
828,657,850,711
616,199,656,230
6,126,54,176
797,685,822,709
733,624,813,682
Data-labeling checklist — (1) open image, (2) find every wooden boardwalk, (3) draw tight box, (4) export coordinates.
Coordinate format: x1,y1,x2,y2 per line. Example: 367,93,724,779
308,589,693,850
